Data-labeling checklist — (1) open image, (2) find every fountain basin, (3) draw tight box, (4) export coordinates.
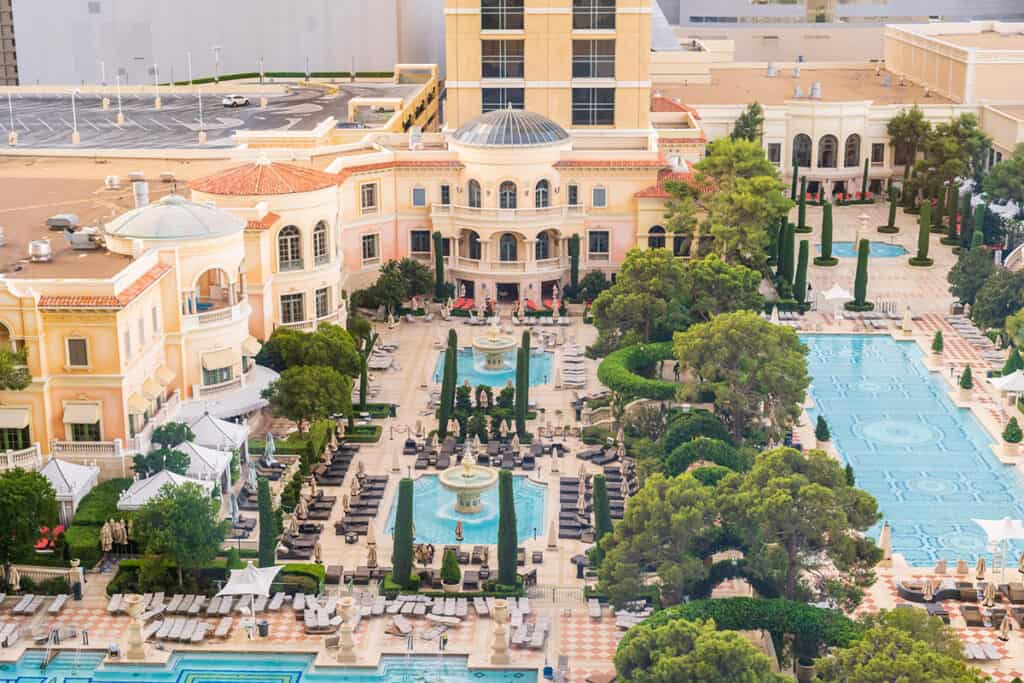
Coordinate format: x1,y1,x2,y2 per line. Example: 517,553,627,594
473,326,517,371
438,456,499,513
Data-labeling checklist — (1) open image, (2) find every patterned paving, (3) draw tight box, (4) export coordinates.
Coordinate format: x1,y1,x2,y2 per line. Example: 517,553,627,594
558,612,620,683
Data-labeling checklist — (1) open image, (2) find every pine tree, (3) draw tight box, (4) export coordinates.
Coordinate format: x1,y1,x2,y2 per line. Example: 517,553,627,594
796,176,809,232
960,365,973,390
257,477,275,568
1003,348,1024,375
514,331,530,438
815,416,831,442
392,478,414,587
592,475,613,565
910,201,933,266
879,186,899,233
815,203,837,266
497,470,518,586
794,240,809,304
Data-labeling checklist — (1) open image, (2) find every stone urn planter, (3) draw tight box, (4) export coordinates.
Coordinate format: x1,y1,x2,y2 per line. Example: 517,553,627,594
796,660,816,682
1004,441,1020,457
958,386,973,402
442,581,461,593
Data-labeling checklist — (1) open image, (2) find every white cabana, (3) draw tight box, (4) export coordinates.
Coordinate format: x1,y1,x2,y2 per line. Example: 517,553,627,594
973,517,1024,580
177,441,233,492
40,458,99,525
822,284,853,302
188,412,249,451
217,561,283,627
992,370,1024,394
117,470,216,511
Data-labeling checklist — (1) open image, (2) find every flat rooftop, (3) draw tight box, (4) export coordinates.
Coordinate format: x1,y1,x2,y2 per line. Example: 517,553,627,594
935,31,1024,51
0,157,236,279
661,66,951,106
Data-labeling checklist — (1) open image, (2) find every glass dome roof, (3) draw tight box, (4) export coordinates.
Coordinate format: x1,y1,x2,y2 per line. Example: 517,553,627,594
452,109,569,148
106,195,245,241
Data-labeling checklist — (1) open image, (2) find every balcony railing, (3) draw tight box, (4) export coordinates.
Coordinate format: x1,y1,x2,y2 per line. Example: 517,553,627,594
453,257,566,273
183,300,250,331
0,443,42,472
431,204,585,223
194,375,243,398
51,439,123,458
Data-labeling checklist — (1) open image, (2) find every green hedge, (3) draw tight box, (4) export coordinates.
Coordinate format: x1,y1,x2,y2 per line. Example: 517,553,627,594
64,526,102,569
344,425,382,443
248,435,307,456
73,479,131,526
596,342,677,400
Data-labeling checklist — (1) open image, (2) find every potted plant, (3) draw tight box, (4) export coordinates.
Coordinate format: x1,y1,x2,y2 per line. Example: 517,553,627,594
815,416,831,449
959,365,973,401
1004,418,1022,457
440,548,462,592
931,331,943,356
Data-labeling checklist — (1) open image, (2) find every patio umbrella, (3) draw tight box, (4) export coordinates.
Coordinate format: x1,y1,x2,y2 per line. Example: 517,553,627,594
976,557,987,581
265,433,276,463
984,581,997,607
617,443,626,459
330,429,338,450
901,307,912,334
350,478,360,496
957,559,969,576
343,494,350,512
552,306,559,323
366,523,377,548
230,493,239,524
992,370,1024,393
547,519,558,550
620,476,629,497
127,518,134,540
217,561,283,628
878,522,892,564
100,522,113,553
295,496,309,520
8,566,20,592
391,448,400,473
500,422,508,439
578,464,586,479
473,434,482,452
511,435,520,452
922,577,934,602
554,369,562,389
615,427,624,445
313,541,322,564
357,460,366,475
415,420,424,438
769,306,781,325
1000,614,1011,641
577,492,587,516
310,478,318,499
367,545,378,569
973,517,1024,581
286,515,299,536
934,559,947,575
429,434,438,451
452,420,461,438
822,283,853,302
247,462,257,489
455,521,464,542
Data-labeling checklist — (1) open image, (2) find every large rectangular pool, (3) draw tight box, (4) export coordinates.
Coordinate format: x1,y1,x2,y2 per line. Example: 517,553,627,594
804,334,1024,566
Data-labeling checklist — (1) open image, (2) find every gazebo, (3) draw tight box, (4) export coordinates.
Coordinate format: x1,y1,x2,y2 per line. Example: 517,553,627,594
39,458,99,525
116,470,216,511
177,441,233,493
187,411,250,463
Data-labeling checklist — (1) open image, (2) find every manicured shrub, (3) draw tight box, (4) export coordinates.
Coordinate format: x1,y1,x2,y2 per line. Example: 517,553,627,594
441,548,462,585
392,479,415,587
72,479,132,526
909,201,933,267
878,186,899,233
663,411,733,452
931,331,944,354
794,241,809,304
790,163,799,201
226,547,243,571
1003,349,1024,375
781,222,796,283
64,525,101,569
596,342,677,400
845,239,874,311
497,470,518,587
432,231,445,299
960,365,973,390
439,329,457,436
941,185,960,245
592,475,613,565
514,331,530,437
1004,418,1023,444
568,234,581,295
796,177,809,233
815,416,831,442
664,437,752,477
861,158,870,197
814,203,838,266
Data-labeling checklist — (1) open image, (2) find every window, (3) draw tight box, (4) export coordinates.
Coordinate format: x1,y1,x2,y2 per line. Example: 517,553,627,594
66,338,88,367
202,366,233,386
277,226,302,271
588,230,609,258
122,331,131,360
467,231,482,260
361,234,379,262
592,186,607,208
69,421,100,442
844,134,861,168
536,232,551,260
313,221,329,265
468,180,482,208
360,182,378,213
767,142,782,164
440,184,451,206
818,135,838,168
482,40,524,79
572,88,615,126
411,186,427,208
792,134,812,167
315,287,330,319
573,0,615,30
871,142,885,165
151,306,159,334
567,184,580,206
535,179,550,209
648,225,666,249
410,230,432,253
482,87,524,113
481,0,524,30
280,293,305,324
0,426,28,451
499,181,517,210
572,40,615,79
499,234,518,261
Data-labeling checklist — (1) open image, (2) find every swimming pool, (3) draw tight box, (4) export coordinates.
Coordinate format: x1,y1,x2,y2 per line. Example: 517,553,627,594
433,349,554,389
1,651,536,683
804,334,1024,565
386,475,547,545
822,241,908,258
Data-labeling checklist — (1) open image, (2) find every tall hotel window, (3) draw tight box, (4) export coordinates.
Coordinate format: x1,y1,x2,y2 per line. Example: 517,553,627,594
481,0,524,30
572,40,615,79
482,40,524,79
482,88,524,113
572,88,615,126
573,0,615,30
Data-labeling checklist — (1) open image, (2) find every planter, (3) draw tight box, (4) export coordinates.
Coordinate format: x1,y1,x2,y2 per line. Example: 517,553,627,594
927,352,942,370
959,387,973,402
815,438,829,450
442,582,461,593
796,660,816,683
1005,442,1020,457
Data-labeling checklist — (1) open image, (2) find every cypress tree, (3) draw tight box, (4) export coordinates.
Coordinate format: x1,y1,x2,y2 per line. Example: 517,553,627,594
592,475,613,565
942,186,960,245
845,239,872,311
971,228,984,249
781,222,796,284
960,193,973,248
1003,348,1024,375
790,162,799,201
932,188,945,232
910,201,933,266
861,158,870,197
903,167,917,209
879,186,898,233
497,470,518,586
392,478,414,587
796,177,809,232
568,234,581,294
815,203,837,266
972,204,986,248
514,331,530,437
794,241,809,304
257,477,275,568
438,329,458,435
432,231,445,299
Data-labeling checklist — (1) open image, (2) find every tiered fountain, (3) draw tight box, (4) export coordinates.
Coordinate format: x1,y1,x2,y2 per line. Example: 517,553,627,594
438,445,499,513
472,324,516,371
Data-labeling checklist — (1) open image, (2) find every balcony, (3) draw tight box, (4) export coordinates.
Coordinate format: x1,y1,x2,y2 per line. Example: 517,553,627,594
182,300,251,332
274,310,341,332
0,444,41,472
431,204,585,230
452,256,566,275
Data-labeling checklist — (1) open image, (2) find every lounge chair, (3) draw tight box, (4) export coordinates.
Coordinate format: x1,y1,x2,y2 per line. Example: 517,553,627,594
214,616,234,638
268,592,286,611
107,593,123,614
206,596,222,615
962,604,985,627
47,594,69,615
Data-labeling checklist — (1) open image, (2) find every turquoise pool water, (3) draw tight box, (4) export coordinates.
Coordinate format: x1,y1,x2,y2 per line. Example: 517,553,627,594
823,241,908,258
433,349,554,389
386,475,547,545
804,334,1024,565
0,651,535,683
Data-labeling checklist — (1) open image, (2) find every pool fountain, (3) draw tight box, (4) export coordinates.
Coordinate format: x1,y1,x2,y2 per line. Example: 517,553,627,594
438,444,499,513
473,324,516,371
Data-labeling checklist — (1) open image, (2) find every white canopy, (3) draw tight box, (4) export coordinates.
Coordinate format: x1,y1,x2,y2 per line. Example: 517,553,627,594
40,458,99,502
188,412,249,450
973,517,1024,544
117,470,215,511
217,561,282,598
822,284,853,301
177,441,232,481
176,366,278,422
992,370,1024,393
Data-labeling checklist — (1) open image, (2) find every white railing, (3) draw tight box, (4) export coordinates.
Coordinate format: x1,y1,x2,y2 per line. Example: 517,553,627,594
453,257,566,274
182,300,250,331
0,443,42,472
431,204,585,223
123,390,182,454
193,376,243,399
1005,243,1024,271
50,439,123,458
10,564,76,585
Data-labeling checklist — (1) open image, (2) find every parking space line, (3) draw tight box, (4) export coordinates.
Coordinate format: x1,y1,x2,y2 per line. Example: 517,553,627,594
85,119,100,131
16,118,29,132
132,119,149,132
36,117,53,132
59,118,73,130
170,117,188,127
149,117,171,131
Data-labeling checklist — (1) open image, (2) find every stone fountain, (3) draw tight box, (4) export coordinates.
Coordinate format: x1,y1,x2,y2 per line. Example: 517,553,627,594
473,323,516,371
438,444,499,513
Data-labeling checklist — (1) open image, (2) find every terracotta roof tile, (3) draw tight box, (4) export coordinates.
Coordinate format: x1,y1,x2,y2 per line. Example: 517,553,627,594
552,159,668,170
335,159,464,183
651,96,702,119
246,212,281,231
39,263,172,310
191,161,338,196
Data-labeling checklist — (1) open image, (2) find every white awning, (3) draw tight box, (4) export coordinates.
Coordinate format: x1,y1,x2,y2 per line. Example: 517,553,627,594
141,378,162,399
127,393,149,415
63,403,100,424
241,336,262,356
155,365,175,386
202,348,236,371
0,407,29,430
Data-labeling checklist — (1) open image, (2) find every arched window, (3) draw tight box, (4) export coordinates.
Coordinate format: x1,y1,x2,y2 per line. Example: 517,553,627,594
818,135,838,168
536,231,551,260
535,179,550,209
499,181,517,210
277,226,302,271
468,180,482,209
499,233,518,261
312,221,329,265
792,134,812,168
648,225,666,249
467,231,482,260
844,134,861,168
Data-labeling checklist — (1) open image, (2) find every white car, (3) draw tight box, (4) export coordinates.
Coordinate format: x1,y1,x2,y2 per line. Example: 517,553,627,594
221,95,250,108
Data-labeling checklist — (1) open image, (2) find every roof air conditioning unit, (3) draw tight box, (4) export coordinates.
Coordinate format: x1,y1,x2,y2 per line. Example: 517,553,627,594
794,86,804,98
809,81,822,99
29,239,52,263
767,63,777,78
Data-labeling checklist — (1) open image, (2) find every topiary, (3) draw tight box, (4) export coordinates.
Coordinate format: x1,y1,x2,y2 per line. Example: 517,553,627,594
440,548,461,585
226,547,243,570
663,411,733,452
960,365,973,390
664,437,751,477
1004,418,1023,444
931,331,944,354
815,416,831,442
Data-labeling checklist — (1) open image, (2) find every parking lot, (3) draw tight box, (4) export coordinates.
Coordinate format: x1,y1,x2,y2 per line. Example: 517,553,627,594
0,85,401,149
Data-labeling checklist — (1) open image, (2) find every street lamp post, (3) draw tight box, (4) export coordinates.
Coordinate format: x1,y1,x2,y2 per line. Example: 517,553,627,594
197,87,206,145
69,89,80,145
115,74,124,126
153,64,162,109
305,56,310,81
187,51,193,86
7,92,16,145
100,60,106,86
211,46,221,84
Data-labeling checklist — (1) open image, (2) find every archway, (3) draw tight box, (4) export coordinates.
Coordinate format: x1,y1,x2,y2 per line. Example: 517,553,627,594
818,135,838,168
792,134,812,168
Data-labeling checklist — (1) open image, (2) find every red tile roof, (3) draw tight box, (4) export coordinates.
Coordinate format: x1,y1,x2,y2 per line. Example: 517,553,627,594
651,96,702,119
334,159,464,183
635,170,715,199
191,161,339,196
246,212,281,231
39,263,172,310
552,159,668,170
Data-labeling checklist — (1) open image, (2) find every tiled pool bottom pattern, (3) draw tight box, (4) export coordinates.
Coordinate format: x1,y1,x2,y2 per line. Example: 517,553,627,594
0,652,536,683
804,334,1024,566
